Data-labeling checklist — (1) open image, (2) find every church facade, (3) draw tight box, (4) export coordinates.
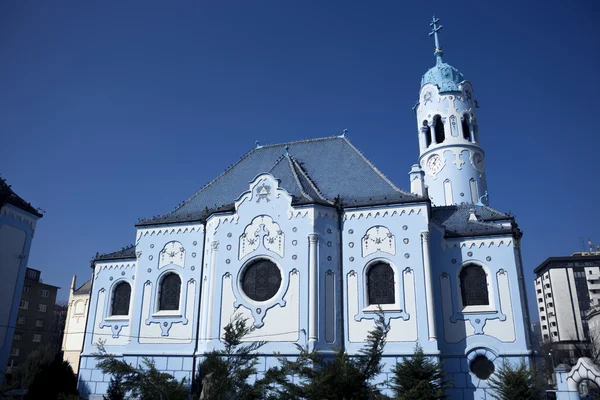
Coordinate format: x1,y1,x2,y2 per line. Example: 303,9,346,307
78,19,533,399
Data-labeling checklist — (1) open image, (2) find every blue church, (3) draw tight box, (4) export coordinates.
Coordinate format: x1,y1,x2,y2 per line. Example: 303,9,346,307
78,18,533,399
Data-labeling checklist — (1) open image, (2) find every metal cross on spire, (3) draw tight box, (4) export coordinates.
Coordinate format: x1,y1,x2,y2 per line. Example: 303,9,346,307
429,15,444,61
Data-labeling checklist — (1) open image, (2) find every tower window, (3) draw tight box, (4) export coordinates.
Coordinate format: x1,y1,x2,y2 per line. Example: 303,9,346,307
459,264,489,307
367,262,395,305
462,114,471,140
423,121,432,148
434,115,445,144
159,273,181,311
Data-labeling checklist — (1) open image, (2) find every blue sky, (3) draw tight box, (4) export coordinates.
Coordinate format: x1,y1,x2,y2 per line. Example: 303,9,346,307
1,1,598,323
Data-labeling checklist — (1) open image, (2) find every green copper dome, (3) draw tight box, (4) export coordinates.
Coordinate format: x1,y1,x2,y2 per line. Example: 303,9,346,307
421,58,465,93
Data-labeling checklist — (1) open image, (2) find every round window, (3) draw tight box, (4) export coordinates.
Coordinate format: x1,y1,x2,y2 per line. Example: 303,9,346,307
241,259,282,302
470,356,495,380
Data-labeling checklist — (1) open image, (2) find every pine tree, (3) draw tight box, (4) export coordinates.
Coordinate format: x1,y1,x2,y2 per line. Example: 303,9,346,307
25,353,78,400
264,310,390,399
104,373,125,400
390,344,450,400
194,314,267,400
487,359,541,400
94,343,188,400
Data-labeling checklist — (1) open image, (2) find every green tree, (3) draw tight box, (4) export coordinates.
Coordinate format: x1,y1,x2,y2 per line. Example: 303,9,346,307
14,344,55,390
94,342,188,400
25,353,78,400
390,344,450,400
264,310,390,400
487,359,541,400
104,373,126,400
194,314,268,400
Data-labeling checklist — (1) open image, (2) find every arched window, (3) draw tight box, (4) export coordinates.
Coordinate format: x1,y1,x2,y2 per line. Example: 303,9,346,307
434,115,445,144
159,273,181,311
459,264,489,307
111,282,131,316
367,262,395,305
462,114,471,140
423,121,432,148
241,259,282,302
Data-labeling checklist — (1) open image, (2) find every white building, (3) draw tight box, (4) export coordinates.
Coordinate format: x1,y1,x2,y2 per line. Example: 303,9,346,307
0,178,43,383
534,251,600,362
62,275,91,374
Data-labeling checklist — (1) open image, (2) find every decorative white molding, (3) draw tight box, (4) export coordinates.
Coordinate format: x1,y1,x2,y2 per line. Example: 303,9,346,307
441,237,513,250
238,215,284,260
158,241,185,269
343,206,425,222
136,224,204,242
0,205,38,229
361,226,396,257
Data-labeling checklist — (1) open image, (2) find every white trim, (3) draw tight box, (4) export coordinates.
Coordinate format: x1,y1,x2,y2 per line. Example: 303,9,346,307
362,258,402,312
456,261,496,313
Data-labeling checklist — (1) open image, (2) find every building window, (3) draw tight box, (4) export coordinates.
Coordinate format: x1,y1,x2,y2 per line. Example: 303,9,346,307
542,325,547,330
366,262,395,305
433,115,445,143
470,356,495,380
553,332,558,337
444,179,453,205
41,289,49,298
32,334,42,343
38,304,47,313
537,289,542,294
26,270,37,280
548,302,553,307
538,299,543,303
544,334,549,339
541,316,546,321
19,301,29,310
13,333,22,341
23,286,30,293
422,121,432,148
17,317,26,325
241,259,282,302
159,273,181,311
459,264,489,307
111,282,131,316
35,320,43,328
540,307,544,312
551,322,556,326
10,348,20,357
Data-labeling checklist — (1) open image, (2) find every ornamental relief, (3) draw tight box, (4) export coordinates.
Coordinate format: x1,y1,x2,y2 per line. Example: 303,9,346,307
239,215,285,260
361,226,396,257
158,241,186,269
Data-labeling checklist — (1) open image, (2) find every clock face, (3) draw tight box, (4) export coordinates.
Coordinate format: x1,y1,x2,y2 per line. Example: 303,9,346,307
427,154,443,174
472,152,484,171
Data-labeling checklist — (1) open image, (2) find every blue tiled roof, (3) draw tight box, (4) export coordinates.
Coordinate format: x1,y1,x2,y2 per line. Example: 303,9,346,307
94,245,136,262
431,204,520,238
139,136,421,226
0,178,42,218
421,59,465,93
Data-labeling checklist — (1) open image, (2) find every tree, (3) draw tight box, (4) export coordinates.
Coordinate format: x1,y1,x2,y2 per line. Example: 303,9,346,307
264,310,390,399
104,373,126,400
94,342,188,400
194,314,267,400
390,344,450,400
487,359,541,400
25,353,78,400
14,344,55,390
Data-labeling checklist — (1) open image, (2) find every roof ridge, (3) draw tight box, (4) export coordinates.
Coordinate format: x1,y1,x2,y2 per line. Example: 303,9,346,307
284,156,314,202
340,137,415,198
256,135,341,150
290,157,329,202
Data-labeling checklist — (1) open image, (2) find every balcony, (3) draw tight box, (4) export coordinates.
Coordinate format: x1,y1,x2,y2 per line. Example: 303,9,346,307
587,273,600,281
588,281,600,291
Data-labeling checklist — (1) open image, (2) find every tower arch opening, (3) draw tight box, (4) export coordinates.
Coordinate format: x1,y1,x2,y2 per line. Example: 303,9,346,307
462,114,471,140
423,120,432,148
433,115,445,143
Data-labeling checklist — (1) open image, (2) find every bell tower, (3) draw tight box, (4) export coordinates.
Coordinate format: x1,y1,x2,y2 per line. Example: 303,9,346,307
410,16,488,206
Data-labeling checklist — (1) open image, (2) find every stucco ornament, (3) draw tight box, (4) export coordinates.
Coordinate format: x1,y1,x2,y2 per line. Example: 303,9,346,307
361,226,396,257
159,241,185,269
239,215,285,259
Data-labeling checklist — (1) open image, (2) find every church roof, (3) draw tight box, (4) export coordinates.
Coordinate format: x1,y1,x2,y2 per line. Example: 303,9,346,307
73,279,92,295
421,59,465,93
138,136,422,226
432,204,521,238
94,245,136,262
0,178,43,218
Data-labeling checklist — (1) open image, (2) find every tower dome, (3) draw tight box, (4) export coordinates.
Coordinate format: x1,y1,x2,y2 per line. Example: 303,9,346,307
421,59,465,93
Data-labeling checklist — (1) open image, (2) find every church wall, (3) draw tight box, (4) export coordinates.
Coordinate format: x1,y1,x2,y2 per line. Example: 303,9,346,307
341,202,436,356
63,290,90,373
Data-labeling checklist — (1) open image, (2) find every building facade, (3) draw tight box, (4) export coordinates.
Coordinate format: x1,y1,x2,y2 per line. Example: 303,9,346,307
78,19,532,400
534,251,600,363
0,179,43,383
62,276,91,373
7,268,59,371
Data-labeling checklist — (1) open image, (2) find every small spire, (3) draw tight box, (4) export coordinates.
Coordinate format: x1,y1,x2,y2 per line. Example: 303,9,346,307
284,145,290,156
255,140,262,149
429,15,443,63
339,128,348,138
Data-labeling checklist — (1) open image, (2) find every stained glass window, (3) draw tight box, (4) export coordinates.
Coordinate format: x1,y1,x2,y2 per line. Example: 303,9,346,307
159,273,181,311
111,282,131,316
367,262,395,305
241,259,281,302
460,264,489,307
470,356,495,380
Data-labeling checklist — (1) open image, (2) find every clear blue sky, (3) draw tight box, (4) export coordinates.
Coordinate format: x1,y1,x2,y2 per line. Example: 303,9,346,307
1,1,598,323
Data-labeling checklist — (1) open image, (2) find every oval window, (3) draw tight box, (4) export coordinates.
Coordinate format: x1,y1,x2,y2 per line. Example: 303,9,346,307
241,259,282,302
470,356,495,380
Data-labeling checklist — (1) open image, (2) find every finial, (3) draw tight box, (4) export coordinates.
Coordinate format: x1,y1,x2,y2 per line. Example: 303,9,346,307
255,140,262,149
284,145,290,156
429,15,443,62
476,191,489,206
339,128,347,138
